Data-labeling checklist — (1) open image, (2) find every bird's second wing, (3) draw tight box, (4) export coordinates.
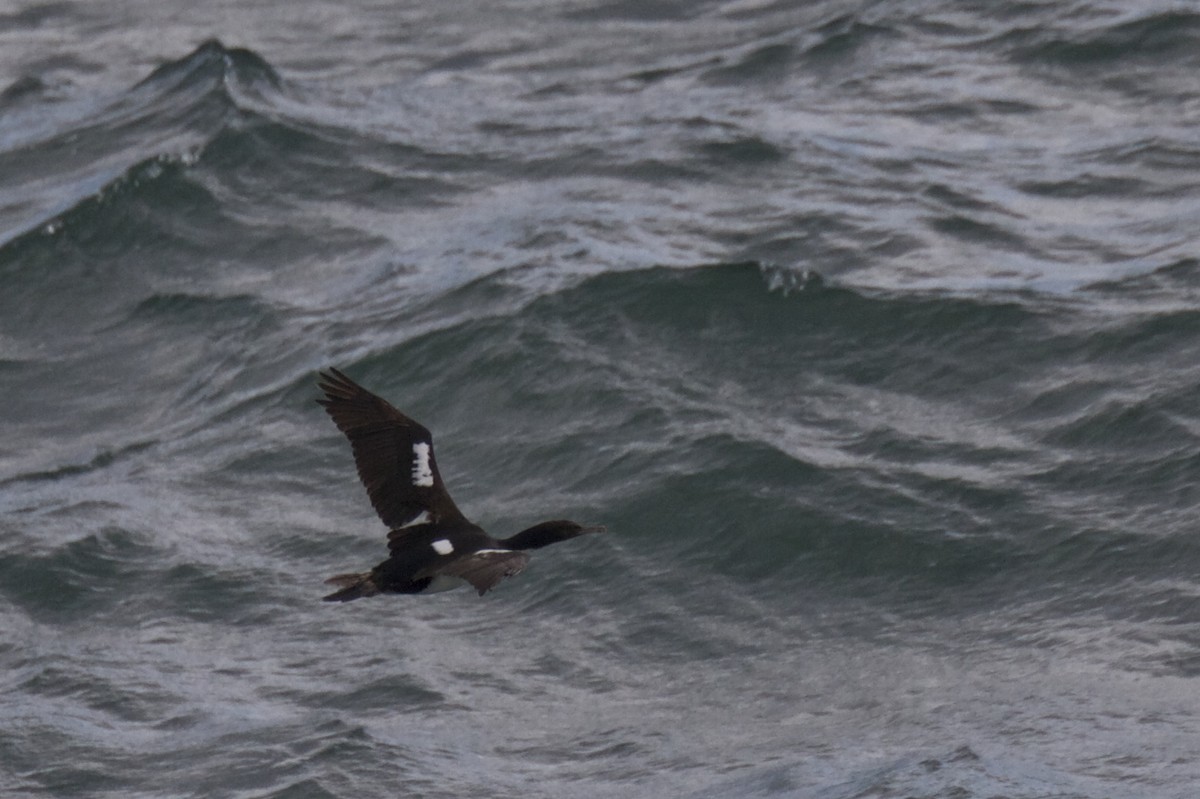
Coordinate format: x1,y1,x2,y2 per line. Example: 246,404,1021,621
419,550,530,596
316,368,467,528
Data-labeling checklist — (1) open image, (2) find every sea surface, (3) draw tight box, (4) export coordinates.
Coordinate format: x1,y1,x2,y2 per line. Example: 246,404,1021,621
2,2,1200,797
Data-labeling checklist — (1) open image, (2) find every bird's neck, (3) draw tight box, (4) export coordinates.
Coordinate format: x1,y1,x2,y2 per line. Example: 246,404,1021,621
502,522,578,551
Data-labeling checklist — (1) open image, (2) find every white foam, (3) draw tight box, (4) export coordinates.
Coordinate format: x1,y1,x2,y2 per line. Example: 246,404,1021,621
411,441,434,487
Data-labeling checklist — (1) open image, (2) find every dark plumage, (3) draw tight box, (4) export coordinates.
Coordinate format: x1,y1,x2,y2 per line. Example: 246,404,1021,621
316,368,604,601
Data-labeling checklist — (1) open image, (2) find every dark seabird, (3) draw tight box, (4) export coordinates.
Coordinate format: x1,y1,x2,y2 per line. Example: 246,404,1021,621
316,368,604,601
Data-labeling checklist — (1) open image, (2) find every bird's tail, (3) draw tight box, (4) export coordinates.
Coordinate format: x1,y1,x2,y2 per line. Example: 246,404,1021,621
323,572,379,602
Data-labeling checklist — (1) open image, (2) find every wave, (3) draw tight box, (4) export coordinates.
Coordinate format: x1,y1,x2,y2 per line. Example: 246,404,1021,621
133,39,281,95
1004,10,1200,68
0,526,159,621
0,40,289,250
688,744,1155,799
308,263,1200,613
700,11,896,85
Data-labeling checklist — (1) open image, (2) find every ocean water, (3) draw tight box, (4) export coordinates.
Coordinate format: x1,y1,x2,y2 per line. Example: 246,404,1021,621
2,1,1200,797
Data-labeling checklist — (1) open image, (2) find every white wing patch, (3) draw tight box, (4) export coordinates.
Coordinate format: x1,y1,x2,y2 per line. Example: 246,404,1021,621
431,538,454,555
411,441,435,487
473,548,514,555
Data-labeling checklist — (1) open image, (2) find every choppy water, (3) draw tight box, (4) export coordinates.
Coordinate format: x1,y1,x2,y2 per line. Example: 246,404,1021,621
3,2,1200,797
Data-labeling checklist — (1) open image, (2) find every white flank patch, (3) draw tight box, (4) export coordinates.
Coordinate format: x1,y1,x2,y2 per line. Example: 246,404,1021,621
431,539,454,555
411,441,434,487
397,510,431,529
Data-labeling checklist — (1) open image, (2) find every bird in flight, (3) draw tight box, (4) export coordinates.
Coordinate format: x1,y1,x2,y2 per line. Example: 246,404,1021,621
316,368,604,601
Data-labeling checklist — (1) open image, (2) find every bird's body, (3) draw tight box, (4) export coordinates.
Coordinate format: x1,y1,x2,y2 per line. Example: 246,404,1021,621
316,368,603,601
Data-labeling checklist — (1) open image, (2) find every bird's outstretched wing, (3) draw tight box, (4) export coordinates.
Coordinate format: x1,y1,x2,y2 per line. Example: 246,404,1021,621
316,368,467,528
420,550,530,596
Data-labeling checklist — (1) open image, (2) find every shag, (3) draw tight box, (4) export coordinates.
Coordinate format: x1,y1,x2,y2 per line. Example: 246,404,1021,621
316,368,604,601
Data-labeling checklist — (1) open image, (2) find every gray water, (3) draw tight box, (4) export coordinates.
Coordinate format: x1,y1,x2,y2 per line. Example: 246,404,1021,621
3,2,1200,797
